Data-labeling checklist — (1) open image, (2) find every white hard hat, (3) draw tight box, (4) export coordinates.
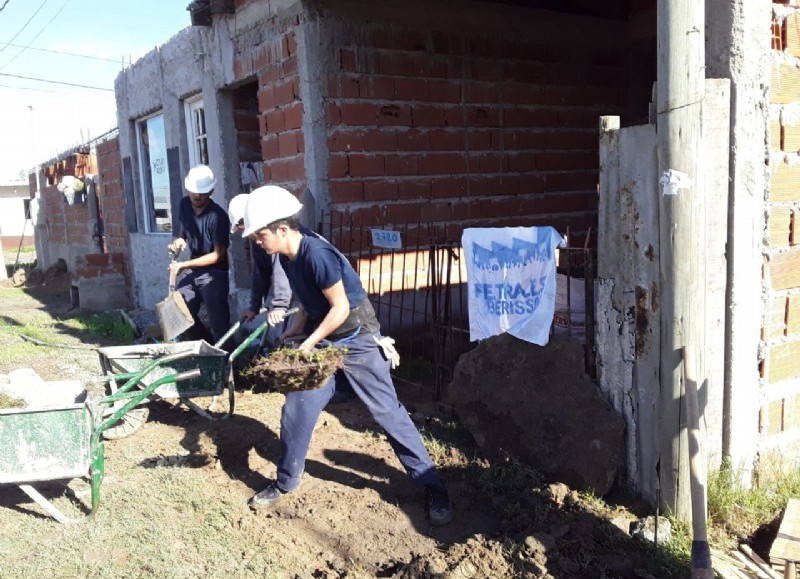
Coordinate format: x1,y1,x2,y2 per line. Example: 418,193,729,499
228,194,250,233
242,185,303,237
184,164,216,194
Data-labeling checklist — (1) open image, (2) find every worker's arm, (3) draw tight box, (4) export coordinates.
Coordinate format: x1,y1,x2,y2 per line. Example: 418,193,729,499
172,244,227,272
298,281,349,353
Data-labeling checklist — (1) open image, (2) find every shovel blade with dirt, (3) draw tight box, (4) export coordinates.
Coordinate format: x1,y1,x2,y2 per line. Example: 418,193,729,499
156,258,194,342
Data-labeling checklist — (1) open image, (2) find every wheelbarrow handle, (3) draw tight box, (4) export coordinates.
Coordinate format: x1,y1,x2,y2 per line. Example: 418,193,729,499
228,307,299,363
99,349,200,401
173,369,202,382
96,367,203,436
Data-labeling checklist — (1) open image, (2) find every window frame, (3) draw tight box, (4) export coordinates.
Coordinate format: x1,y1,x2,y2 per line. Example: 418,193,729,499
135,111,172,234
185,96,208,168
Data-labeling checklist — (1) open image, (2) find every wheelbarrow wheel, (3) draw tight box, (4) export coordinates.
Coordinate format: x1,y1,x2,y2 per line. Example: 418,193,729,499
101,406,150,440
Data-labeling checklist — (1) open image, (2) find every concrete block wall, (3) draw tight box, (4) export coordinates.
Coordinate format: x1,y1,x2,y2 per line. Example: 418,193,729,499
762,3,800,449
74,253,130,311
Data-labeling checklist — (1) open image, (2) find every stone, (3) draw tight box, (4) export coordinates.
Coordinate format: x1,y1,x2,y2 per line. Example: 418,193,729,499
449,333,625,495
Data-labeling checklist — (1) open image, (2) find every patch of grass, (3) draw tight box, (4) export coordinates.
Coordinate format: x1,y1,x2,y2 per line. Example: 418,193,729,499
0,468,294,579
707,456,800,540
60,313,135,343
0,392,25,409
471,452,545,495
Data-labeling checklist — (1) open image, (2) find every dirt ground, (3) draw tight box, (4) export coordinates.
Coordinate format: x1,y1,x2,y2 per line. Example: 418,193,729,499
0,273,687,579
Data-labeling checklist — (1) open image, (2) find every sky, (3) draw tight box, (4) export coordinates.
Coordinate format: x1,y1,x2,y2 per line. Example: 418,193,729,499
0,0,191,182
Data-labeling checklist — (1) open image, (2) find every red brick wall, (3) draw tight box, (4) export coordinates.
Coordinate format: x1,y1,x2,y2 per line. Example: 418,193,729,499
230,7,624,246
233,16,305,197
74,252,127,280
763,4,800,436
233,83,261,164
96,136,130,284
325,28,623,243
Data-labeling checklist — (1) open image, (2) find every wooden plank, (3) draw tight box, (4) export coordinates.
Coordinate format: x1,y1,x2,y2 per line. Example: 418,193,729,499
770,498,800,564
741,544,783,579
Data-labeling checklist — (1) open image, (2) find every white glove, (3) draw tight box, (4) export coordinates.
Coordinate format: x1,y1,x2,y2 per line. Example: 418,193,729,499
373,335,400,369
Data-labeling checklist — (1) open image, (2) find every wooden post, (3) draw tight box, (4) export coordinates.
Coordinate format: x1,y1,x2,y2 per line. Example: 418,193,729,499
656,0,706,520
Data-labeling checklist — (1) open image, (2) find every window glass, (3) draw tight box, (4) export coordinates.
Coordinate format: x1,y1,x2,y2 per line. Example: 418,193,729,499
186,99,208,167
136,113,172,233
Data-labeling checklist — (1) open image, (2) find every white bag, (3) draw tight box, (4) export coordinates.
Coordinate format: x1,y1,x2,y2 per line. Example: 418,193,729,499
462,226,565,346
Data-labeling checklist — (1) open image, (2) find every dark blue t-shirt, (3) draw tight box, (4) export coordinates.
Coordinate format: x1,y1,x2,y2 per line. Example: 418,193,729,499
178,196,230,270
250,224,318,312
280,234,367,321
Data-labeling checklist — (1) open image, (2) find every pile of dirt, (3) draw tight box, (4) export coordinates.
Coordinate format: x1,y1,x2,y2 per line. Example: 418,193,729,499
247,346,347,392
0,278,692,579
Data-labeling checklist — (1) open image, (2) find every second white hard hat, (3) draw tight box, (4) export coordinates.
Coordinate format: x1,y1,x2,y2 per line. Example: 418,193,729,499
184,164,216,194
242,185,303,237
227,193,250,233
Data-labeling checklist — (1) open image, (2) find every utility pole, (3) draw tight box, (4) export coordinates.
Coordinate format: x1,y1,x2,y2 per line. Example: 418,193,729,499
657,0,706,521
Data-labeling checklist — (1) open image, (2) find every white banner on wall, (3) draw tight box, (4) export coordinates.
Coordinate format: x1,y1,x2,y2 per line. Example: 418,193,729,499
462,226,565,346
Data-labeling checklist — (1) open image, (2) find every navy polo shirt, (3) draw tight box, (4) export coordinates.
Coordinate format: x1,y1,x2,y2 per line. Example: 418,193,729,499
178,196,230,270
280,234,367,321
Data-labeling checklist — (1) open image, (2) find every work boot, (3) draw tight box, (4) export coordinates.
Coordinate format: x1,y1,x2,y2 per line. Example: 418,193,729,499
425,482,454,526
249,483,287,510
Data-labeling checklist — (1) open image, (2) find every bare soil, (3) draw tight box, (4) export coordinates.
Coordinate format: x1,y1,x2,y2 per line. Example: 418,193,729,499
0,274,685,579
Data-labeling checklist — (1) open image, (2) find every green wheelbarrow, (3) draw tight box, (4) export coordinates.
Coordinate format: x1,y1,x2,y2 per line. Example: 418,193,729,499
94,312,294,439
0,350,201,524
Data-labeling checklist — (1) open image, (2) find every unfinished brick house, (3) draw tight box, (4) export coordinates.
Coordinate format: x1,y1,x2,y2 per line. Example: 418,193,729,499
19,0,777,511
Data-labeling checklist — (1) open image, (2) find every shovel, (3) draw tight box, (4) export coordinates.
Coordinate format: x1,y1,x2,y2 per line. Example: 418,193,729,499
156,252,194,342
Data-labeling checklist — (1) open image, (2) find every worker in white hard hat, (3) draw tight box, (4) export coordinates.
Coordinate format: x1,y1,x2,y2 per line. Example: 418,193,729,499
228,191,293,346
167,164,232,345
241,186,454,526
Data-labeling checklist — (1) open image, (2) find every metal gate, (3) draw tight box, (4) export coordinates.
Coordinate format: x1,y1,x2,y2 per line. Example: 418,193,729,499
319,213,596,402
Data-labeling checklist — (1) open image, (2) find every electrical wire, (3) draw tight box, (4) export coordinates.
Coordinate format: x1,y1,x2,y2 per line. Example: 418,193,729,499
0,41,121,63
0,82,54,92
0,0,73,71
0,71,112,91
0,0,49,55
0,0,12,13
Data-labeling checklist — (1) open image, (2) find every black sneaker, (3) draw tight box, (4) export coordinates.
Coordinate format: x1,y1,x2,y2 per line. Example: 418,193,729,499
425,483,454,526
249,483,287,510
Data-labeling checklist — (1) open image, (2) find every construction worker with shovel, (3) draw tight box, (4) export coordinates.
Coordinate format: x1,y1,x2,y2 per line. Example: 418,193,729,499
167,164,231,344
241,185,454,526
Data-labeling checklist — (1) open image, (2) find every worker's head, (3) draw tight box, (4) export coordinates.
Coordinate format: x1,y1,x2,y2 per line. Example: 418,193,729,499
184,164,216,210
242,185,303,253
227,193,249,234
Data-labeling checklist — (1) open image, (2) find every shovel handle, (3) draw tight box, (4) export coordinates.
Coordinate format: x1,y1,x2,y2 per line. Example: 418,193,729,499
168,257,178,293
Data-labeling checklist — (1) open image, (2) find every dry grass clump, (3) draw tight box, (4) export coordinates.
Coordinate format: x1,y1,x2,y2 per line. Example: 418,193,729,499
247,346,347,393
0,392,25,409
